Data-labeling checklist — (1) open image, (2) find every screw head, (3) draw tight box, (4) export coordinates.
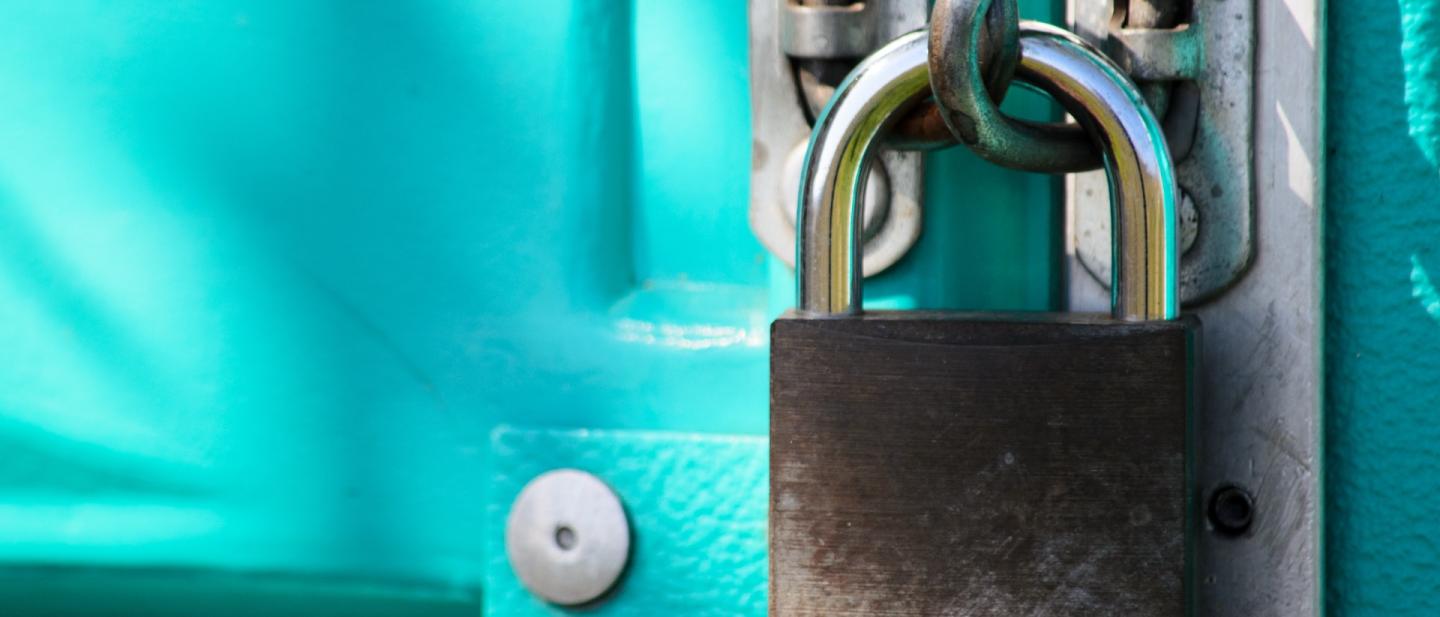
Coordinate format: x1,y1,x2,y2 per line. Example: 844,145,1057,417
1208,484,1255,536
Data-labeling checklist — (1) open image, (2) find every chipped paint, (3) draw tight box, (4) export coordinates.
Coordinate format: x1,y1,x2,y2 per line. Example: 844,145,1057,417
1399,0,1440,167
1411,255,1440,324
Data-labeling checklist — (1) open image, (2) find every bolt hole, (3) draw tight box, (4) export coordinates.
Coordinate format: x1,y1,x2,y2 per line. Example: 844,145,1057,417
554,525,577,551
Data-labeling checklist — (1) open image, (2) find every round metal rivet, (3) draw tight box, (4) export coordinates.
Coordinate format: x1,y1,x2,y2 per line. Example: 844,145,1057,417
1208,484,1255,536
505,469,631,606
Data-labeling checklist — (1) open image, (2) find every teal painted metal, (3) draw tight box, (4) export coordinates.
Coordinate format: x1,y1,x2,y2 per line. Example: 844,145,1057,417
1328,0,1440,614
0,568,480,617
485,428,767,616
0,0,1062,613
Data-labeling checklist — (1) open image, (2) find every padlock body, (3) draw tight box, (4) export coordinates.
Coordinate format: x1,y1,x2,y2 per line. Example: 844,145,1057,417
770,311,1199,616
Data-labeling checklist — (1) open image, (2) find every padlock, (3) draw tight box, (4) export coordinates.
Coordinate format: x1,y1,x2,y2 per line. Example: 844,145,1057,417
770,23,1199,617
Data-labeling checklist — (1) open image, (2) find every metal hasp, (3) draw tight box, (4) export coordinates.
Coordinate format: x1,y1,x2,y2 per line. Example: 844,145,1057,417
1067,0,1255,304
1068,1,1324,615
748,0,927,276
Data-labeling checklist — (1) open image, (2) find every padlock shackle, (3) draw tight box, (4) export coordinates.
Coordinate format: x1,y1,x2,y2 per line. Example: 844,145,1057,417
796,24,1179,321
1016,24,1179,320
795,31,932,317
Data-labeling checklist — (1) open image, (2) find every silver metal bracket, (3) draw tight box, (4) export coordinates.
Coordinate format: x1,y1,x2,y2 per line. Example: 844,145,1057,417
1069,1,1323,615
1068,0,1256,304
749,0,927,277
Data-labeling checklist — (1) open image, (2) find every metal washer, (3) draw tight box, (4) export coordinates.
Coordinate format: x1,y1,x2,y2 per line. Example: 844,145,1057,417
505,469,631,606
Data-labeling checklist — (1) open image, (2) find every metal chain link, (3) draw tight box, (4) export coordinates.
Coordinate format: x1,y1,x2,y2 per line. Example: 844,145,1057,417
925,0,1101,171
889,0,1186,174
916,0,1188,171
887,0,1020,150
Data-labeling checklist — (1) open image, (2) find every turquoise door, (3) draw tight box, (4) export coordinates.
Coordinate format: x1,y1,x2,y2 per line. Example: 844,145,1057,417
1327,0,1440,614
0,1,1434,615
0,2,1060,614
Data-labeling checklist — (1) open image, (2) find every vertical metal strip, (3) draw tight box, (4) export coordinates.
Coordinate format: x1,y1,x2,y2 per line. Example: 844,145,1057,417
1068,1,1324,614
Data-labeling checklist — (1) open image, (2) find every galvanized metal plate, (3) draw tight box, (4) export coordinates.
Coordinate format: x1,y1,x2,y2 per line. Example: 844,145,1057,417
1068,0,1256,304
1067,1,1322,615
748,0,927,277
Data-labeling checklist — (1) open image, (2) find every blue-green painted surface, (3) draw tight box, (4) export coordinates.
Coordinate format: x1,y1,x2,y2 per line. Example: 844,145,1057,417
28,0,1440,614
1327,0,1440,614
485,428,768,616
0,0,1063,613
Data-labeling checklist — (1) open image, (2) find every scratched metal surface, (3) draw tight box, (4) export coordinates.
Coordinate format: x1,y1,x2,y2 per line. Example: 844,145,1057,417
1327,0,1440,614
771,314,1192,616
1065,1,1325,614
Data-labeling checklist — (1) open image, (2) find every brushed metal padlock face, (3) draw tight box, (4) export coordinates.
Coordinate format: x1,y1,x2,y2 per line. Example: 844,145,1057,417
770,312,1198,616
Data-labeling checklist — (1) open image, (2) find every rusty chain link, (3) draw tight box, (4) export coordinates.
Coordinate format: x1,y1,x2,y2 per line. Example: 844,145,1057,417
887,0,1019,150
924,0,1099,171
911,0,1187,171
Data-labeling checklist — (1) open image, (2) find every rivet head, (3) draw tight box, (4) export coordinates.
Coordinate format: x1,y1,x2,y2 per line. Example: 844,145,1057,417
1208,484,1255,536
505,469,631,606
